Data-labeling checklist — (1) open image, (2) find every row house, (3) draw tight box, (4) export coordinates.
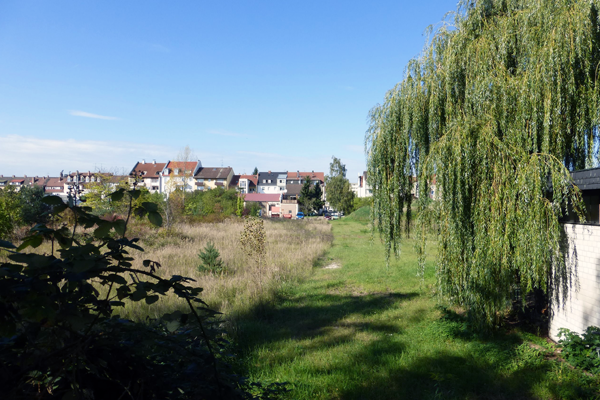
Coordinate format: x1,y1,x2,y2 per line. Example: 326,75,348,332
284,171,325,201
162,160,202,194
236,174,258,194
129,160,167,193
0,175,48,192
194,167,234,191
257,171,287,194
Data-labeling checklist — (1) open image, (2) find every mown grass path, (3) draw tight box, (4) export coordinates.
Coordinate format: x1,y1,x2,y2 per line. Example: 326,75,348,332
236,216,599,399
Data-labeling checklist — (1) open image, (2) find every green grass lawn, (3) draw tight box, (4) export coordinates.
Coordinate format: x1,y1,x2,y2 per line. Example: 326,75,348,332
235,213,599,399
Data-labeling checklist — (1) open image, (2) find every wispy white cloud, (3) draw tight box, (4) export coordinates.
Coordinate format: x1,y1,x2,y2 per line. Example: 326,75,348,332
69,110,120,120
0,135,174,176
207,129,251,138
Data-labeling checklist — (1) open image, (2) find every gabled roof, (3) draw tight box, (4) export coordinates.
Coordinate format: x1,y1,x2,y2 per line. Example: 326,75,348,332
165,161,199,176
243,193,281,202
230,175,240,187
130,161,167,177
195,167,233,179
287,171,325,183
285,184,302,197
258,171,286,186
239,174,258,186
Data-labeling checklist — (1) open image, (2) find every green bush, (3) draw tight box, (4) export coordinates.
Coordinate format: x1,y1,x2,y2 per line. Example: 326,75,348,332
558,326,600,373
0,189,285,399
184,188,238,217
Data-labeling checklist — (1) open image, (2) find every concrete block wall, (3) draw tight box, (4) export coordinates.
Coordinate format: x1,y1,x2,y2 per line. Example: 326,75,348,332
549,223,600,342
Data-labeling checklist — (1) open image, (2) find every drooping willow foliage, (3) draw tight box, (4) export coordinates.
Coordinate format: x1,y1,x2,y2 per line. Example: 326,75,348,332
366,0,600,327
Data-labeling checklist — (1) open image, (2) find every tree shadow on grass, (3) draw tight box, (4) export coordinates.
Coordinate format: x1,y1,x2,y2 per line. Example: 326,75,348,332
331,309,600,400
236,299,599,400
235,290,419,349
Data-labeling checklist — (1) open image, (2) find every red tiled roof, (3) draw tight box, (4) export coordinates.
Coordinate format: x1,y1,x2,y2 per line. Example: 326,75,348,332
240,174,258,185
166,161,198,170
131,162,167,177
243,193,281,202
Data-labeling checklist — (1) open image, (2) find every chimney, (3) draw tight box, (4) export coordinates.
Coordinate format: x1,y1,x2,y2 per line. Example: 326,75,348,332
153,159,156,165
12,175,15,178
268,170,271,174
24,175,27,178
142,159,146,164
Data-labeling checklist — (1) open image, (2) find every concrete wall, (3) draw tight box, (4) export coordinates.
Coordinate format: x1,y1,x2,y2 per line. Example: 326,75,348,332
549,223,600,342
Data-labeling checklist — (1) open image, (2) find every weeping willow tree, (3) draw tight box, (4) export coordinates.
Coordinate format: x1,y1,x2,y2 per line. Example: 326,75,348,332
366,0,600,327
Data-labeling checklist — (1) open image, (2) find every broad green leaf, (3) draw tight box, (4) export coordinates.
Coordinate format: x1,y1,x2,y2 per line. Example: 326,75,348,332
148,211,163,227
142,202,158,212
42,195,64,205
110,189,125,202
94,222,113,239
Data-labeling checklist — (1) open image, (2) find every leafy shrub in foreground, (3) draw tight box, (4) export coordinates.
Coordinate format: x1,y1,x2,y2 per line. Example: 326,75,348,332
0,190,285,399
558,326,600,374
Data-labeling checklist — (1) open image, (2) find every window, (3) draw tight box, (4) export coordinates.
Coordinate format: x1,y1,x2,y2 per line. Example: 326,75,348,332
197,178,204,182
268,180,272,183
263,179,266,183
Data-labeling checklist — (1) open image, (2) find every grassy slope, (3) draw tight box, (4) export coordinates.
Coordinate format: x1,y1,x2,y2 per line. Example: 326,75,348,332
236,213,599,399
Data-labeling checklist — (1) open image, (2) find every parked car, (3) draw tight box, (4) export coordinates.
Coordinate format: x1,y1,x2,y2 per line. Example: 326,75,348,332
296,212,305,220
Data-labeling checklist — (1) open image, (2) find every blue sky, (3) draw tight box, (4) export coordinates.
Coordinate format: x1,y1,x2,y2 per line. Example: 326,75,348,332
0,0,458,180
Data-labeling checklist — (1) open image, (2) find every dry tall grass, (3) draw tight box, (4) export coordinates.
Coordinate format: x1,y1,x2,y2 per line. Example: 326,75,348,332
118,218,332,321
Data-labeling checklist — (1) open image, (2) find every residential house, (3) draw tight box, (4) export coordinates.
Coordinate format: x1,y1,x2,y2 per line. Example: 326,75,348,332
257,171,287,194
285,171,325,201
129,160,167,193
161,160,202,194
0,175,48,192
242,193,282,217
280,199,299,218
351,171,372,198
237,174,258,194
44,176,67,198
194,167,234,191
229,175,240,191
238,174,258,194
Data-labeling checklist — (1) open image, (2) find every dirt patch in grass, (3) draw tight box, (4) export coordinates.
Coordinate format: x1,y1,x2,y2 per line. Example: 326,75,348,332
323,262,342,269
